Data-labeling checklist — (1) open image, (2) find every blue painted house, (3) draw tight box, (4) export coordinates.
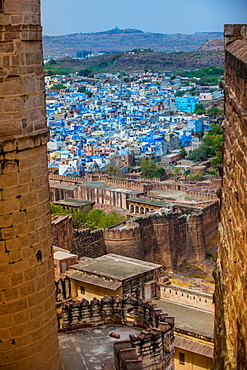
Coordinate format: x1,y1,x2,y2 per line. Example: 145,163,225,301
175,96,199,113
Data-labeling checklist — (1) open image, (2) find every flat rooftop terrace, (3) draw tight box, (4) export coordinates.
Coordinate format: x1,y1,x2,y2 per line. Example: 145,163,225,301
54,198,94,207
70,254,161,281
80,181,141,194
59,325,141,370
152,298,214,339
128,197,174,208
148,189,207,205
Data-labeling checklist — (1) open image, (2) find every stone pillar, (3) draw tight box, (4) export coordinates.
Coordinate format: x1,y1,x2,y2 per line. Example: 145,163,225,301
214,24,247,369
0,1,60,368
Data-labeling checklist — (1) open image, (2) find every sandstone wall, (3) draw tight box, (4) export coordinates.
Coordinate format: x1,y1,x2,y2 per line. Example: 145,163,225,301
160,284,214,311
0,1,60,368
72,228,106,258
70,204,216,270
151,213,187,269
52,215,73,251
214,24,247,369
202,202,220,244
104,221,144,260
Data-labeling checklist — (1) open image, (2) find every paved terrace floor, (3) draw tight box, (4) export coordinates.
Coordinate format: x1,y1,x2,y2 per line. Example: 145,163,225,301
59,325,141,370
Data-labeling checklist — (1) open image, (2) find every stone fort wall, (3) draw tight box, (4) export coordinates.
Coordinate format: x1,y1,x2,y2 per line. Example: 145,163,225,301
71,201,219,270
214,24,247,369
0,1,60,368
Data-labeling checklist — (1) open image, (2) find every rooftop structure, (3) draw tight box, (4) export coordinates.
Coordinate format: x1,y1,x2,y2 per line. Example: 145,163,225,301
67,254,162,301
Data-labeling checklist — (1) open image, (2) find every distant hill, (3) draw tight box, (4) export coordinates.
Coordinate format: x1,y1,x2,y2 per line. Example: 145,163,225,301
44,49,224,75
198,39,224,51
43,28,223,57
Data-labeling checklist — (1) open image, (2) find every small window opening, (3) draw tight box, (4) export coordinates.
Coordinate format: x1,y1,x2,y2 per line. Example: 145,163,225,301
179,352,185,365
80,286,85,295
0,0,3,13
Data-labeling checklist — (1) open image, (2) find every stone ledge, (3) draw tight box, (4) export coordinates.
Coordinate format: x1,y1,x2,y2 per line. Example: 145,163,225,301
0,129,50,152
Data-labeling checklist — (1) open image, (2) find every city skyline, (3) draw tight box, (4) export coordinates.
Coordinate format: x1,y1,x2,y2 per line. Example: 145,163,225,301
41,0,246,36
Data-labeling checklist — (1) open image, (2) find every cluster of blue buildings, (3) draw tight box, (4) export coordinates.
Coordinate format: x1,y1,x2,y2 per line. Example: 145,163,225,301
45,72,217,176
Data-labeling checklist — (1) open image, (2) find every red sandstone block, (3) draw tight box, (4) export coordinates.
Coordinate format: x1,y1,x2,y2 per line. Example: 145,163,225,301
0,252,10,265
0,122,23,138
0,241,6,254
0,297,28,316
0,314,13,330
10,272,24,287
0,41,15,53
14,260,30,275
0,275,11,291
0,214,12,228
5,237,19,252
3,286,19,302
1,226,16,240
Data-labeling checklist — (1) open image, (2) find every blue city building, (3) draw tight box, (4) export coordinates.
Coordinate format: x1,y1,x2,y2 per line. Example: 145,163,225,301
175,96,199,113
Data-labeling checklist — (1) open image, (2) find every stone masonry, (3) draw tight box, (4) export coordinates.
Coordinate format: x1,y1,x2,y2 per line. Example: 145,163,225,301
0,1,60,369
214,24,247,369
59,295,175,370
70,201,219,270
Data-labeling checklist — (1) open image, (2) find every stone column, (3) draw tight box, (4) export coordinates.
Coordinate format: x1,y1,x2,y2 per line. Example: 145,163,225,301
0,1,60,368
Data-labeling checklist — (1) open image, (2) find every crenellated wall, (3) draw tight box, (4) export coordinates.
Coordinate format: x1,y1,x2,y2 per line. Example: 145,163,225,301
214,24,247,369
70,203,219,270
72,228,106,257
60,294,174,333
104,221,144,260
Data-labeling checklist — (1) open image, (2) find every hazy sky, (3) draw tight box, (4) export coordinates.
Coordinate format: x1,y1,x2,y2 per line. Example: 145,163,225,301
41,0,247,36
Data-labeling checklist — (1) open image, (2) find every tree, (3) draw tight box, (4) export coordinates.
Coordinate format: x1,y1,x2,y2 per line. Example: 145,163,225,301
78,69,92,77
194,104,206,115
184,169,191,179
188,147,208,161
50,84,66,90
187,123,223,170
140,158,166,178
207,107,224,118
173,167,181,175
85,90,93,98
175,90,184,97
50,204,127,230
180,146,187,158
